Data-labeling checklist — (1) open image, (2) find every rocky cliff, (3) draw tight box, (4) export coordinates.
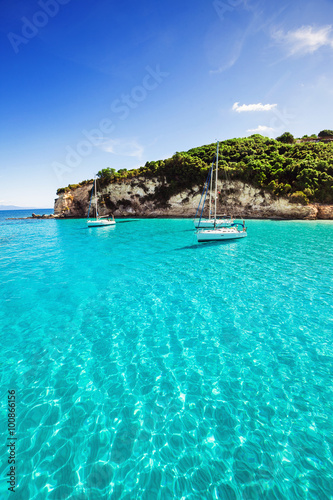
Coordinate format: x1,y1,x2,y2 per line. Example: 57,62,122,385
54,176,333,219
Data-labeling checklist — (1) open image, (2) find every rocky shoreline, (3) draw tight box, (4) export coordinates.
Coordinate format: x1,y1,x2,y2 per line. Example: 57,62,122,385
6,213,58,220
53,177,333,220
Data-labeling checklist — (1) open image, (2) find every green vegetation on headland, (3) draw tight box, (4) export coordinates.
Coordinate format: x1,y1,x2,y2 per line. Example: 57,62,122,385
57,132,333,204
56,179,91,194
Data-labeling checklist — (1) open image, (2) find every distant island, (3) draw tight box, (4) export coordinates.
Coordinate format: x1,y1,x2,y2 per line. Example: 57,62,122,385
54,133,333,220
0,205,52,210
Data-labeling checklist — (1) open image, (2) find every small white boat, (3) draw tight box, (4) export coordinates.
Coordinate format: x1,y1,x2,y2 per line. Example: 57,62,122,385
196,141,247,243
87,177,116,228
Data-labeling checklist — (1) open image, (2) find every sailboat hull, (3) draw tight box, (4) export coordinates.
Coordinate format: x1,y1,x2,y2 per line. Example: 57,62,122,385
87,219,116,227
197,229,247,242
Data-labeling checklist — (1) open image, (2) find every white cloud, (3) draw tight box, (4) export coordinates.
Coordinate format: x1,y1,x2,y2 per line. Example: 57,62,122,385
247,125,275,134
99,138,144,159
232,102,277,112
272,25,333,56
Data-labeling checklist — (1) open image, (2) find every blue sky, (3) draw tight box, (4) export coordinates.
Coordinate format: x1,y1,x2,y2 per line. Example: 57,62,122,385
1,0,333,207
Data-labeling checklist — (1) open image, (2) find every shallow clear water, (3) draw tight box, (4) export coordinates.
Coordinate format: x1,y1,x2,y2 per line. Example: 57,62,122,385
0,212,332,499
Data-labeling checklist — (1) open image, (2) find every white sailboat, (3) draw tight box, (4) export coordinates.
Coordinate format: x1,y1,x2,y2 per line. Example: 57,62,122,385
87,177,116,228
196,142,247,242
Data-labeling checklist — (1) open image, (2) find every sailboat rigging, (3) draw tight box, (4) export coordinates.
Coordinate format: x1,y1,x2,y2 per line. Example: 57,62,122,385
87,177,116,228
193,154,233,229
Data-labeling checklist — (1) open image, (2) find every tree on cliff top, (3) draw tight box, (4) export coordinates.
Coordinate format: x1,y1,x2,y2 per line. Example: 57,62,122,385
318,129,333,138
276,132,294,144
97,168,116,181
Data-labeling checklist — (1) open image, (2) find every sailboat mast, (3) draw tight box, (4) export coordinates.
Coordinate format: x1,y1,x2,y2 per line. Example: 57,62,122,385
94,177,98,218
209,164,212,219
214,142,219,227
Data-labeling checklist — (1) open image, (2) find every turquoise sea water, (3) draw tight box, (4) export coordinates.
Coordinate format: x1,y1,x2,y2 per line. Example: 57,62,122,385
0,211,332,500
